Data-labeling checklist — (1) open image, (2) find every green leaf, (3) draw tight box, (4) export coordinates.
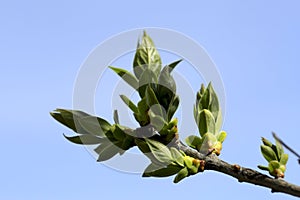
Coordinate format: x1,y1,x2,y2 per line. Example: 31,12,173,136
166,95,179,122
135,139,151,153
215,108,223,133
207,83,220,124
50,109,89,133
121,135,134,150
145,86,160,109
78,116,111,137
198,132,217,154
280,153,289,165
143,163,182,177
95,140,121,161
145,139,173,165
217,131,227,143
134,97,150,126
166,59,182,73
183,156,193,169
261,145,277,162
148,111,166,131
185,135,202,149
112,124,126,141
109,66,138,89
275,139,284,160
173,167,189,183
261,137,273,147
138,68,157,98
133,31,162,78
197,109,216,136
257,165,269,171
120,95,139,113
113,110,119,124
51,109,112,137
63,134,103,145
170,147,184,167
193,105,198,123
157,66,176,111
268,160,280,172
83,117,110,136
198,85,210,110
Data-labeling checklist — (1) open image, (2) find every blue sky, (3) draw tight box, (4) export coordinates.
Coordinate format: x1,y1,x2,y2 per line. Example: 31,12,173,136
1,1,300,199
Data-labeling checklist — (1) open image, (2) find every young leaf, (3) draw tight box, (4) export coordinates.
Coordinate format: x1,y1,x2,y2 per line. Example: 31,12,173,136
198,133,218,154
275,139,284,160
120,95,139,113
166,95,179,122
185,135,202,149
145,139,173,165
207,83,220,123
111,124,126,141
262,137,273,147
133,31,162,78
143,163,182,177
138,68,158,98
145,86,160,108
95,140,121,161
217,131,227,143
280,153,289,165
166,59,182,73
51,109,111,137
261,145,277,162
134,97,150,126
183,156,194,169
197,109,216,136
78,116,111,137
157,66,176,111
170,147,184,167
257,165,269,171
173,167,189,183
198,85,210,110
109,66,138,89
50,109,90,133
148,111,166,132
268,160,281,172
121,135,135,150
113,110,119,124
63,134,103,145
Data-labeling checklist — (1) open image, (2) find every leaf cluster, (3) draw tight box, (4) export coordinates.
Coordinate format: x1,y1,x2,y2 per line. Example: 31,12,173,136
50,109,136,161
185,83,226,156
258,137,289,178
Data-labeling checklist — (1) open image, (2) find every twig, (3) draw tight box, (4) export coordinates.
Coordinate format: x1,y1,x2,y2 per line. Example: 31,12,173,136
272,132,300,164
177,142,300,198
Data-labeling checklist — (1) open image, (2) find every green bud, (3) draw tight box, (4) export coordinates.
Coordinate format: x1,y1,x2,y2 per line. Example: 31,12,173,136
260,145,277,162
183,156,194,169
268,160,285,178
189,165,198,175
212,141,222,156
198,132,217,155
280,153,289,165
174,167,189,183
261,137,273,147
167,118,178,129
185,135,202,149
197,109,216,137
217,131,227,143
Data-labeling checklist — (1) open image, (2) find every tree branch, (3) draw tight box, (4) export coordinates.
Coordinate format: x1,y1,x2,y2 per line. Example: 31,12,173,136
177,142,300,198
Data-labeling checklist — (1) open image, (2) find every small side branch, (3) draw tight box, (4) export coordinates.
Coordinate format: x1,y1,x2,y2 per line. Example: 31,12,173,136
178,143,300,198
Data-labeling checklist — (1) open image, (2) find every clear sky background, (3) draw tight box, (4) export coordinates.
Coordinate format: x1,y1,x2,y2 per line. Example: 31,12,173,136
1,1,300,200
